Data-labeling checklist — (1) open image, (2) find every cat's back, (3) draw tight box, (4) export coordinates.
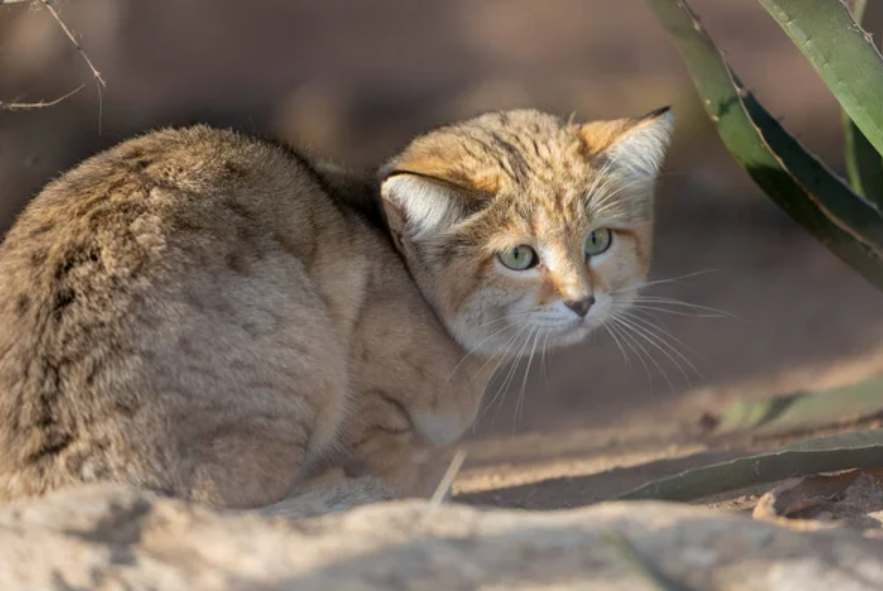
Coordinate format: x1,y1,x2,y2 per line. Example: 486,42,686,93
0,126,369,502
1,125,342,275
0,125,360,357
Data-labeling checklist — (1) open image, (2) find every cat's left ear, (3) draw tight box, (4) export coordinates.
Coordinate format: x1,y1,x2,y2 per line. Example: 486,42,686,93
580,107,674,179
380,173,473,241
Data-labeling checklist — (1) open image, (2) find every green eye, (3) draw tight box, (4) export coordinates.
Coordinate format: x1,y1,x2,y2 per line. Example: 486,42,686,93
498,245,538,271
584,228,612,257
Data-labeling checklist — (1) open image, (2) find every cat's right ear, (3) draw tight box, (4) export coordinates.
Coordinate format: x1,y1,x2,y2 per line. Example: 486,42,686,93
380,173,469,241
580,107,674,180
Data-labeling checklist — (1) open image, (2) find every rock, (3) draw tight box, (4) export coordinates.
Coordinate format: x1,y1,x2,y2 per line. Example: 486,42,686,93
0,484,881,590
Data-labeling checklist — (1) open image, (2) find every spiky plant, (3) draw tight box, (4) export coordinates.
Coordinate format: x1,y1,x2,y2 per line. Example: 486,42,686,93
621,0,883,504
647,0,883,290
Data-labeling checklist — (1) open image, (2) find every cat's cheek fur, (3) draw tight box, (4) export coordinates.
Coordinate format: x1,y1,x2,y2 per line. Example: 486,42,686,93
587,231,651,324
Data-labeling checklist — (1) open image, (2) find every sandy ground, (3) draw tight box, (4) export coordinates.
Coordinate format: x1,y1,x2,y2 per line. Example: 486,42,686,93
3,0,883,514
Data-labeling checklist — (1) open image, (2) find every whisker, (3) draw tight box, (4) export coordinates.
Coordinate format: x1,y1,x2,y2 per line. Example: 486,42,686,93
444,320,519,386
472,309,537,330
613,314,694,386
628,297,736,319
465,314,547,389
469,323,530,435
540,331,551,381
616,303,726,319
491,327,537,429
473,325,532,430
607,319,654,391
514,328,543,433
587,174,666,221
584,160,616,198
622,310,703,360
610,316,674,391
613,269,722,294
589,175,655,210
622,313,701,373
603,322,632,370
586,182,633,218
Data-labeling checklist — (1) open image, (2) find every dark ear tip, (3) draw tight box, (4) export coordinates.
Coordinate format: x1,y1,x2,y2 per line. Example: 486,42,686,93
642,105,672,120
377,163,400,181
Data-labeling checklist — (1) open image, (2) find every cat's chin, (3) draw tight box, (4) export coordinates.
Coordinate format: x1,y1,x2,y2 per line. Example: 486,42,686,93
545,322,596,349
452,317,600,357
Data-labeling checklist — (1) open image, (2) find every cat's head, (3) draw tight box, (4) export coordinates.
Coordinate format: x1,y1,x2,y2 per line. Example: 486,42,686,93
380,108,673,356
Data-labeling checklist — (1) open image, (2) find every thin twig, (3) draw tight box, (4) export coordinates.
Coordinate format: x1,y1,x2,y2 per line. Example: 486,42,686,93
1,0,106,122
429,449,467,506
0,83,84,110
39,0,106,88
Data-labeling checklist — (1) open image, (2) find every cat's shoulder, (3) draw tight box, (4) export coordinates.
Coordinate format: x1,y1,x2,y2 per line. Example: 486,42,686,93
65,124,330,196
2,125,340,246
0,125,359,309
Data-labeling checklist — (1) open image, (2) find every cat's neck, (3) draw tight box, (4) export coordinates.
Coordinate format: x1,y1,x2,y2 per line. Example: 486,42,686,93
312,161,388,233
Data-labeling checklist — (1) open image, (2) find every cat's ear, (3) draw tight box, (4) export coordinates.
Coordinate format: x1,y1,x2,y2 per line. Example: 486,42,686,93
580,107,674,179
380,173,471,240
380,131,500,241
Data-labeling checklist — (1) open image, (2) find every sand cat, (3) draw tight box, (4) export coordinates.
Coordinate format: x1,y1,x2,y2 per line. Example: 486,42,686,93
0,108,673,512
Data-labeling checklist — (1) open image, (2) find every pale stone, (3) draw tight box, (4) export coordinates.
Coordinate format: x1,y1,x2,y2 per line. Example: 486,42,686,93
0,484,881,590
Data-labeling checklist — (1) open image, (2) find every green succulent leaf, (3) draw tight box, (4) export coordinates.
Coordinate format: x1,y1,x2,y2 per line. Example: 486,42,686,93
644,0,883,292
841,0,883,207
759,0,883,160
620,429,883,502
717,376,883,436
845,113,883,206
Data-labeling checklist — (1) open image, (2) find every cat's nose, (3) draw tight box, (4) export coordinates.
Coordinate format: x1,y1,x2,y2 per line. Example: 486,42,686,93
564,296,595,318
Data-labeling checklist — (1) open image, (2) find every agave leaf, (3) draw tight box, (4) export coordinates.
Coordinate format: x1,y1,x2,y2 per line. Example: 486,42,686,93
741,91,883,250
845,113,883,206
620,429,883,502
842,0,883,207
644,0,883,291
717,376,883,435
759,0,883,159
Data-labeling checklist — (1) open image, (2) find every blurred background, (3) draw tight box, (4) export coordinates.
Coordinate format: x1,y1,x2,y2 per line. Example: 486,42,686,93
3,0,883,505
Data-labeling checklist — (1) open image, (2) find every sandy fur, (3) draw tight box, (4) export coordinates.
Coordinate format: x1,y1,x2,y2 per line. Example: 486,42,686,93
0,108,672,515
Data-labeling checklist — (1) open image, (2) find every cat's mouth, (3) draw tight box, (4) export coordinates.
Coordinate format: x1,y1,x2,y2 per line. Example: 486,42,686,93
548,310,617,343
521,317,596,344
560,317,595,333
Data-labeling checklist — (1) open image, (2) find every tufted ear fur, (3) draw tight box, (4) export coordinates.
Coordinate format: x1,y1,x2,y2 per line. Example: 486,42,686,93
580,107,674,180
380,174,472,241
